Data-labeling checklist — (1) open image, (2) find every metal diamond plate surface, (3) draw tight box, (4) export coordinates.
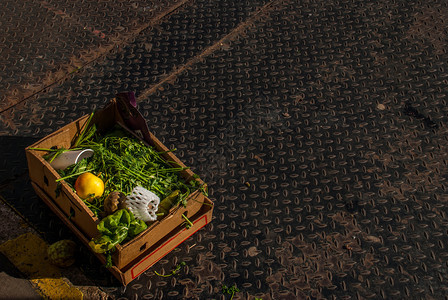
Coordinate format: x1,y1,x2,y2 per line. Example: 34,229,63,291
2,0,448,299
0,0,271,136
0,0,189,113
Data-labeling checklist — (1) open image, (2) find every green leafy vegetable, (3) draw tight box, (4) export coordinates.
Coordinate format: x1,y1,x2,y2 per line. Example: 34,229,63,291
89,209,147,256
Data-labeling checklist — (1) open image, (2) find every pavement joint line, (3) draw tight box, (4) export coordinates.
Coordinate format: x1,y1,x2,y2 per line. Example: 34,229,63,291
0,231,84,299
136,0,287,101
0,0,193,114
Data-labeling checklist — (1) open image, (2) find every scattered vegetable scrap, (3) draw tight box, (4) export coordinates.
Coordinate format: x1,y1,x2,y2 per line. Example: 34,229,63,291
154,261,186,277
222,284,240,300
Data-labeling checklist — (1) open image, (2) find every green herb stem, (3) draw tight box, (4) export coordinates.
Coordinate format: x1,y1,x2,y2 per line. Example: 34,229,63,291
56,169,95,182
156,148,176,154
29,147,60,152
182,214,193,229
73,112,95,148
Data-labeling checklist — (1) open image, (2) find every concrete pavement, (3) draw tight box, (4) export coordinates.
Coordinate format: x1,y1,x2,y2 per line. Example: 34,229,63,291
0,197,108,300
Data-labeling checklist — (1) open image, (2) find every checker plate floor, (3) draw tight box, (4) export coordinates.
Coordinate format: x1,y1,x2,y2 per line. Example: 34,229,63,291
1,0,448,299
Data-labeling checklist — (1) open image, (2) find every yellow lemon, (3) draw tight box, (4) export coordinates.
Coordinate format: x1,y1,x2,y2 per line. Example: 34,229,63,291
74,172,104,201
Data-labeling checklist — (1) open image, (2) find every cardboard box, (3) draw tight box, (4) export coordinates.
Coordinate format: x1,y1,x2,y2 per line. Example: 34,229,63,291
25,96,213,275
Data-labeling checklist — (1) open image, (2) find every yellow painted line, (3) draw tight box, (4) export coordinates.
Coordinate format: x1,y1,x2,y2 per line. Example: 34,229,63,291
0,232,83,300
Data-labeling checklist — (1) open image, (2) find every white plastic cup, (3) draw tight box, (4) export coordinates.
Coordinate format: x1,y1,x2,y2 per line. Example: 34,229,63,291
50,149,94,170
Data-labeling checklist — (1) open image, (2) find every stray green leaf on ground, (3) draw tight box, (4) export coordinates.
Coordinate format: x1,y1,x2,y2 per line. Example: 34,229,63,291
222,284,240,300
154,261,186,277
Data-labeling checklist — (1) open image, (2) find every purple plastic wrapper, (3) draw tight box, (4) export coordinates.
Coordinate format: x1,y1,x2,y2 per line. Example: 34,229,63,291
115,92,152,143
